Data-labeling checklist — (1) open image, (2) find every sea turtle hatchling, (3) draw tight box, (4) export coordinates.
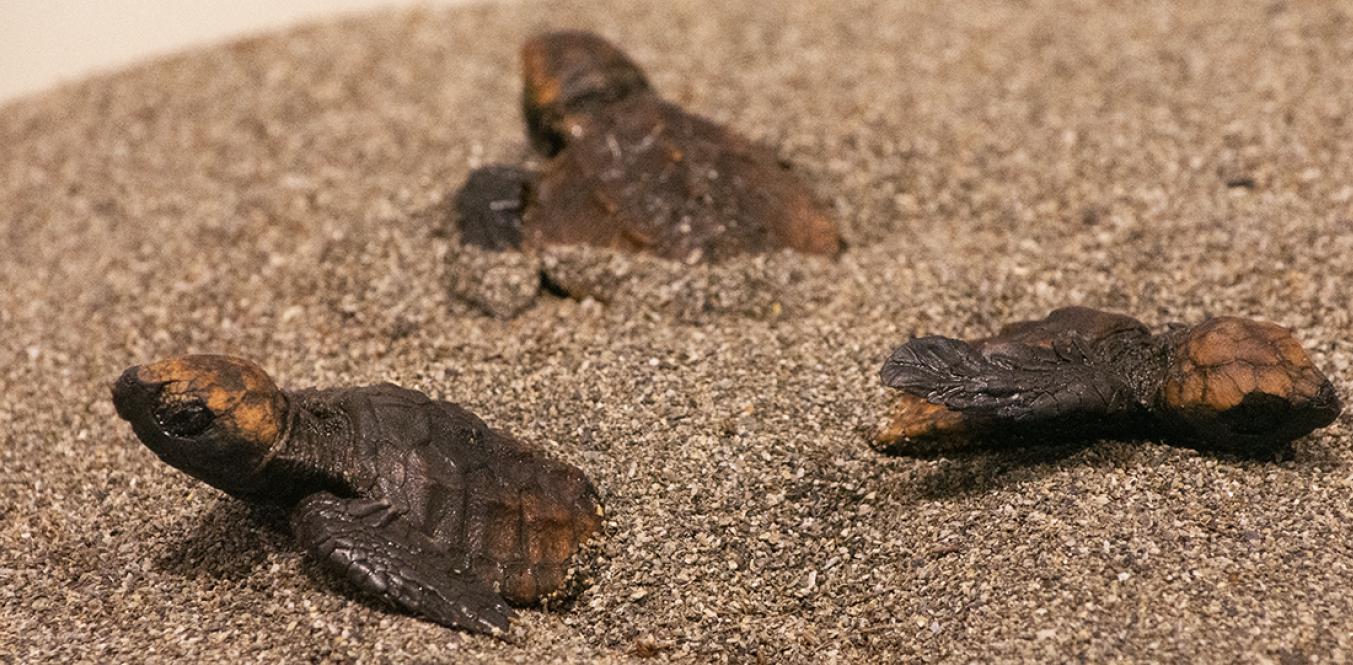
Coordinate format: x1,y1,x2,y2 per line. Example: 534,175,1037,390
874,306,1342,455
449,31,841,314
111,355,604,636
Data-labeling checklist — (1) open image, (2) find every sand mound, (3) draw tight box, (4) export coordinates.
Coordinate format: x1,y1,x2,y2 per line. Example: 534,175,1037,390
3,1,1351,661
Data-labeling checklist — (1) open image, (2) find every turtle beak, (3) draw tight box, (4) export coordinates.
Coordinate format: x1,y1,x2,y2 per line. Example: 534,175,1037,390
111,365,198,469
1306,380,1342,430
111,365,156,424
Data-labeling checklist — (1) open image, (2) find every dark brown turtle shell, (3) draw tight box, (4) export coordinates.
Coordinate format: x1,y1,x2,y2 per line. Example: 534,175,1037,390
112,355,603,636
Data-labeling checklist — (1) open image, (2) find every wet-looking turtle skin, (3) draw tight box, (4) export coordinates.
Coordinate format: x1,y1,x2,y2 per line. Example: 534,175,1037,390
875,307,1342,455
111,355,603,636
454,31,842,264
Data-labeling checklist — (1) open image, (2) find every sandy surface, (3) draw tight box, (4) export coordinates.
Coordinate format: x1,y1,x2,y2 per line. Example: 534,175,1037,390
3,0,1352,662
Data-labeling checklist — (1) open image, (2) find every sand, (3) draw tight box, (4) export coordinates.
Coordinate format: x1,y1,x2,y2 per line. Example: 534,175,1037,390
2,0,1352,662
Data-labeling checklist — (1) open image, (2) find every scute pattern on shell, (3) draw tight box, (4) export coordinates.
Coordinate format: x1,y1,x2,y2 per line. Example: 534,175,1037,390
526,95,841,263
312,383,604,606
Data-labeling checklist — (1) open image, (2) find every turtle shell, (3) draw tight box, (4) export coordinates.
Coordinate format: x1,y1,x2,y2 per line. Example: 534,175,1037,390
524,94,841,263
309,383,605,605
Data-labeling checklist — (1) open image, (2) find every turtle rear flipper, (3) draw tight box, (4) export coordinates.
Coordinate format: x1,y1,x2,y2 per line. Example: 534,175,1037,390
454,166,534,252
291,492,513,637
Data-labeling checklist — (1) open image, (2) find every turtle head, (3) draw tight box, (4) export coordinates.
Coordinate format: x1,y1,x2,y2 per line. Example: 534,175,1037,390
521,31,651,155
112,355,288,495
1160,317,1342,451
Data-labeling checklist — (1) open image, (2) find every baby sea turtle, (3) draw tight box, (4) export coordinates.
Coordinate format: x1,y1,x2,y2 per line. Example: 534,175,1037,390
111,355,603,636
875,307,1342,455
454,30,842,265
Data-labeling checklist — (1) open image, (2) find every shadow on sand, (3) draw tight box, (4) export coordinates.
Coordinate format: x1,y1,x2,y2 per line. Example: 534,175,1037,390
153,499,289,582
874,428,1334,505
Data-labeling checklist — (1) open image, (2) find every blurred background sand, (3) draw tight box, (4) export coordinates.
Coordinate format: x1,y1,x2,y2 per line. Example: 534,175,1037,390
0,0,473,102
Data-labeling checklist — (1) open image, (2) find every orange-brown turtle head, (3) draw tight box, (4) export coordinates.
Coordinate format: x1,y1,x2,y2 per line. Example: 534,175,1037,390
1160,317,1341,449
112,355,288,495
521,31,651,155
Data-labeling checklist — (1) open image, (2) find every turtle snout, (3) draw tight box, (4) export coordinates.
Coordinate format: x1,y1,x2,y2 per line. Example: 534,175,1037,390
111,366,155,423
1311,380,1342,424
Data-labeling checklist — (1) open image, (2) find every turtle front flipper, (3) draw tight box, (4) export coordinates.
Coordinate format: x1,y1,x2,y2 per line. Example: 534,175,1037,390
453,165,535,252
290,491,513,636
447,166,545,318
872,392,974,455
875,329,1148,453
882,335,1140,422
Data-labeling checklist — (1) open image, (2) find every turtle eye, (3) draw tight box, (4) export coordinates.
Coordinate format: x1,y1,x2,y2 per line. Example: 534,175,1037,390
154,399,215,438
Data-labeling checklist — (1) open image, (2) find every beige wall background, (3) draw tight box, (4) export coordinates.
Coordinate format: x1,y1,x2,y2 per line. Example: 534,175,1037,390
0,0,475,103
